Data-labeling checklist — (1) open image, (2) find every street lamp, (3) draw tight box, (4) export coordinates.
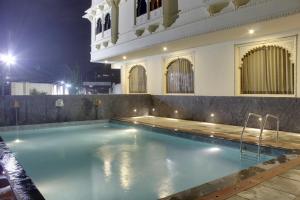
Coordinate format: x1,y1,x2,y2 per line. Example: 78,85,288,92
0,54,16,67
0,53,17,95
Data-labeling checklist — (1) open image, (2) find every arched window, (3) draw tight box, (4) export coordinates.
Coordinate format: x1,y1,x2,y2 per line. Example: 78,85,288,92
150,0,162,11
137,0,147,17
166,58,194,93
104,13,111,31
96,18,102,34
240,45,294,94
129,65,147,93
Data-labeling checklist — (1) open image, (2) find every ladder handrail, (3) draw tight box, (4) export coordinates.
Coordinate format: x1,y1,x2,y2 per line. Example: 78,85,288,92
258,114,280,156
240,113,263,154
241,113,280,158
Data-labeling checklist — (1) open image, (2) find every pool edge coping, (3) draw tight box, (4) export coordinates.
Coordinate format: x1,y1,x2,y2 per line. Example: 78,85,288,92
0,137,45,200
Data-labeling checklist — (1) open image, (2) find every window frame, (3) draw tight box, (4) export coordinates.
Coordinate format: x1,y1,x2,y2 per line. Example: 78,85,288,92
235,35,297,97
164,54,195,95
128,64,148,94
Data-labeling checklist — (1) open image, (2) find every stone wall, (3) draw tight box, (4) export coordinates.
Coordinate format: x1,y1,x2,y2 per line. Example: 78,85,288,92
1,94,300,133
0,95,151,126
151,96,300,133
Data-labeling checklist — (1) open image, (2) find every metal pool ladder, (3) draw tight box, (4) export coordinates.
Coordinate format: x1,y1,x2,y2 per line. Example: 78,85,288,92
240,113,280,158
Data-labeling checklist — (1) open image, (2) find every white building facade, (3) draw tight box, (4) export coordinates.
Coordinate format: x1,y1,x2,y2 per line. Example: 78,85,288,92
84,0,300,97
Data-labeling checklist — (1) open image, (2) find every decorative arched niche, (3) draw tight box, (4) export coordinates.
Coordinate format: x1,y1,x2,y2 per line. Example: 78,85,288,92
128,65,147,93
166,58,194,94
240,45,295,94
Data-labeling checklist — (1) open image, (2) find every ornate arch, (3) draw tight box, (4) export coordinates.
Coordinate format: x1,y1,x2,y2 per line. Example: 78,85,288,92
240,45,294,94
96,18,102,34
104,13,111,31
166,58,194,93
137,0,147,17
129,65,147,93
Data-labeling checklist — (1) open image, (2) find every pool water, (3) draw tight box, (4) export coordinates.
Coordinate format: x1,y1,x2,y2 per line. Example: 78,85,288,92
1,123,275,200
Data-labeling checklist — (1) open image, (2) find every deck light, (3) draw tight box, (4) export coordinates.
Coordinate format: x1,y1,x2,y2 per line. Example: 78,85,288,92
248,29,255,34
210,113,215,117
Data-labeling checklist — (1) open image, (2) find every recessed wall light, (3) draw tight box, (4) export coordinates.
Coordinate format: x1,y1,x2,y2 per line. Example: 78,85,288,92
123,56,127,60
163,47,168,51
133,109,137,113
174,110,178,114
152,108,156,112
104,60,108,64
248,29,255,34
210,113,215,118
259,117,262,121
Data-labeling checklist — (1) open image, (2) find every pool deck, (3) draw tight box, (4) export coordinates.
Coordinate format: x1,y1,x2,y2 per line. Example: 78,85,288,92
117,116,300,200
118,116,300,151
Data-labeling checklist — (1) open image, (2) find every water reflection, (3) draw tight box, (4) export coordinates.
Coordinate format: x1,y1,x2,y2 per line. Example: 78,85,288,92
119,152,132,190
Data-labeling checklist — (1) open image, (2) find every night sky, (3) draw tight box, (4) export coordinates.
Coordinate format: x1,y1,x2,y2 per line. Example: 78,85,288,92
0,0,103,83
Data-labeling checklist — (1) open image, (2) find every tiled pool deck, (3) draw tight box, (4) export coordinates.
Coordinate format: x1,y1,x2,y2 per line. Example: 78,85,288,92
117,116,300,200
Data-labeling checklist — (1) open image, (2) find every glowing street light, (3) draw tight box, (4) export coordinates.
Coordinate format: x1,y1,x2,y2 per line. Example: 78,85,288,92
0,54,16,67
1,53,17,95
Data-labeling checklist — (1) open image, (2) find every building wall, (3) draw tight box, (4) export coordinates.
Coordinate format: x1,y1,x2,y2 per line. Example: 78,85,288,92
115,29,300,97
11,82,55,96
85,0,300,61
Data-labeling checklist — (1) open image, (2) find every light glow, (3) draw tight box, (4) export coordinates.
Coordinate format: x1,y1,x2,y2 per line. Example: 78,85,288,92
248,29,255,34
0,54,16,66
210,113,215,117
163,47,168,51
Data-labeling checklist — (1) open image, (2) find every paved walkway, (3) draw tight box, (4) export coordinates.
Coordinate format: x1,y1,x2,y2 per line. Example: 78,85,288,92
120,116,300,150
228,165,300,200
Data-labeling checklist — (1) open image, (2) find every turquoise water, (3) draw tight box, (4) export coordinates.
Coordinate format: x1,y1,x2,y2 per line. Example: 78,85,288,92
1,123,274,200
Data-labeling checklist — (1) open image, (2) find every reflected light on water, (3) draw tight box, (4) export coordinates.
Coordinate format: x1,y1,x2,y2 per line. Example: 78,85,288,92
120,152,132,190
205,147,222,153
125,128,138,133
103,161,112,178
158,176,174,198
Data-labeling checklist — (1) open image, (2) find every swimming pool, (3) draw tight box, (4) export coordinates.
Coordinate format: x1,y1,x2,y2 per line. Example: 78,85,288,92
1,122,278,200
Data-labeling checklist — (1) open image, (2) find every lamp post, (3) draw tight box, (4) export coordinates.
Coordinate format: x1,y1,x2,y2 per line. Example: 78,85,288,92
0,53,16,95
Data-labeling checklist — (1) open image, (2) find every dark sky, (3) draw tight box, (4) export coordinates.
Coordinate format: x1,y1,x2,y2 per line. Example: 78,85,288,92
0,0,102,83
